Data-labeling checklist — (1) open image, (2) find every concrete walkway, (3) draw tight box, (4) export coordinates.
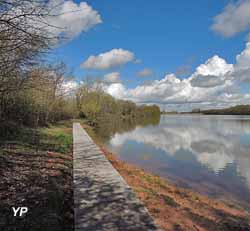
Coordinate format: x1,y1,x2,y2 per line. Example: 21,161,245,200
73,123,161,231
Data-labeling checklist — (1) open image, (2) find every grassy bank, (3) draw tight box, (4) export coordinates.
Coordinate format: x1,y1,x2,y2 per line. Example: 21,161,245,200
82,122,250,231
0,121,73,231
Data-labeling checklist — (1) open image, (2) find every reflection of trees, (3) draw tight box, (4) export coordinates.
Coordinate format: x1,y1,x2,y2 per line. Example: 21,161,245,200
95,115,160,143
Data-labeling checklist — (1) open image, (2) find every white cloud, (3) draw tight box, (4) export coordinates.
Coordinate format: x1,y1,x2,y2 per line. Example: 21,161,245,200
106,83,126,97
211,0,250,37
103,72,121,83
233,42,250,82
136,68,153,77
190,55,233,88
107,72,233,106
193,55,233,76
236,42,250,69
190,75,225,88
46,0,102,41
104,42,250,110
7,0,101,44
81,49,135,70
232,68,250,83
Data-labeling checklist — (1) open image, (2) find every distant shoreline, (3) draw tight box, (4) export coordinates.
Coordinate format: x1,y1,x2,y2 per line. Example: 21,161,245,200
161,104,250,116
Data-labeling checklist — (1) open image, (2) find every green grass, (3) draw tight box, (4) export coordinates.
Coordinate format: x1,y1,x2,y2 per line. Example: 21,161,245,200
0,120,73,154
40,124,72,153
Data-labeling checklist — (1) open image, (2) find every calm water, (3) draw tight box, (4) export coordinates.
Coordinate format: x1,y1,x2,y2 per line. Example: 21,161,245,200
103,115,250,206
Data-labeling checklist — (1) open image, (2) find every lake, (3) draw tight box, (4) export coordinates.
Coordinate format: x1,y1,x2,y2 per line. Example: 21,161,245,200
100,115,250,207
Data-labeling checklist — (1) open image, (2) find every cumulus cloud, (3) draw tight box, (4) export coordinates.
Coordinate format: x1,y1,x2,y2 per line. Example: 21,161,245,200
81,49,135,70
232,68,250,83
103,72,121,83
193,55,233,76
3,0,101,44
103,42,250,110
190,55,234,88
232,42,250,82
46,0,102,41
136,68,153,77
236,42,250,69
211,0,250,37
190,75,225,88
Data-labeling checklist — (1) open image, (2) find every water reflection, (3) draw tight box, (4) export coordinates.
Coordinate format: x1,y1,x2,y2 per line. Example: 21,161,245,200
95,115,160,143
102,115,250,204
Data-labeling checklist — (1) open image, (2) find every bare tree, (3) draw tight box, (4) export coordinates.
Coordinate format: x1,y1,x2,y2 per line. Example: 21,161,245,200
0,0,61,121
0,0,52,89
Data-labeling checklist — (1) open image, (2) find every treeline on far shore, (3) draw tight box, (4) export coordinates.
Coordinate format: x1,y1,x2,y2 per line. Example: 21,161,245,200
201,105,250,115
162,105,250,115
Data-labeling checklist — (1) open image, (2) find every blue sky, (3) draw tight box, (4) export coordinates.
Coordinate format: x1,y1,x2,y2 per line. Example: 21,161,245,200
48,0,250,110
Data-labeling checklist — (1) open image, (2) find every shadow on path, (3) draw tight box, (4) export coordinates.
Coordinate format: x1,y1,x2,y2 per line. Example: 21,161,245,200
73,123,160,231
